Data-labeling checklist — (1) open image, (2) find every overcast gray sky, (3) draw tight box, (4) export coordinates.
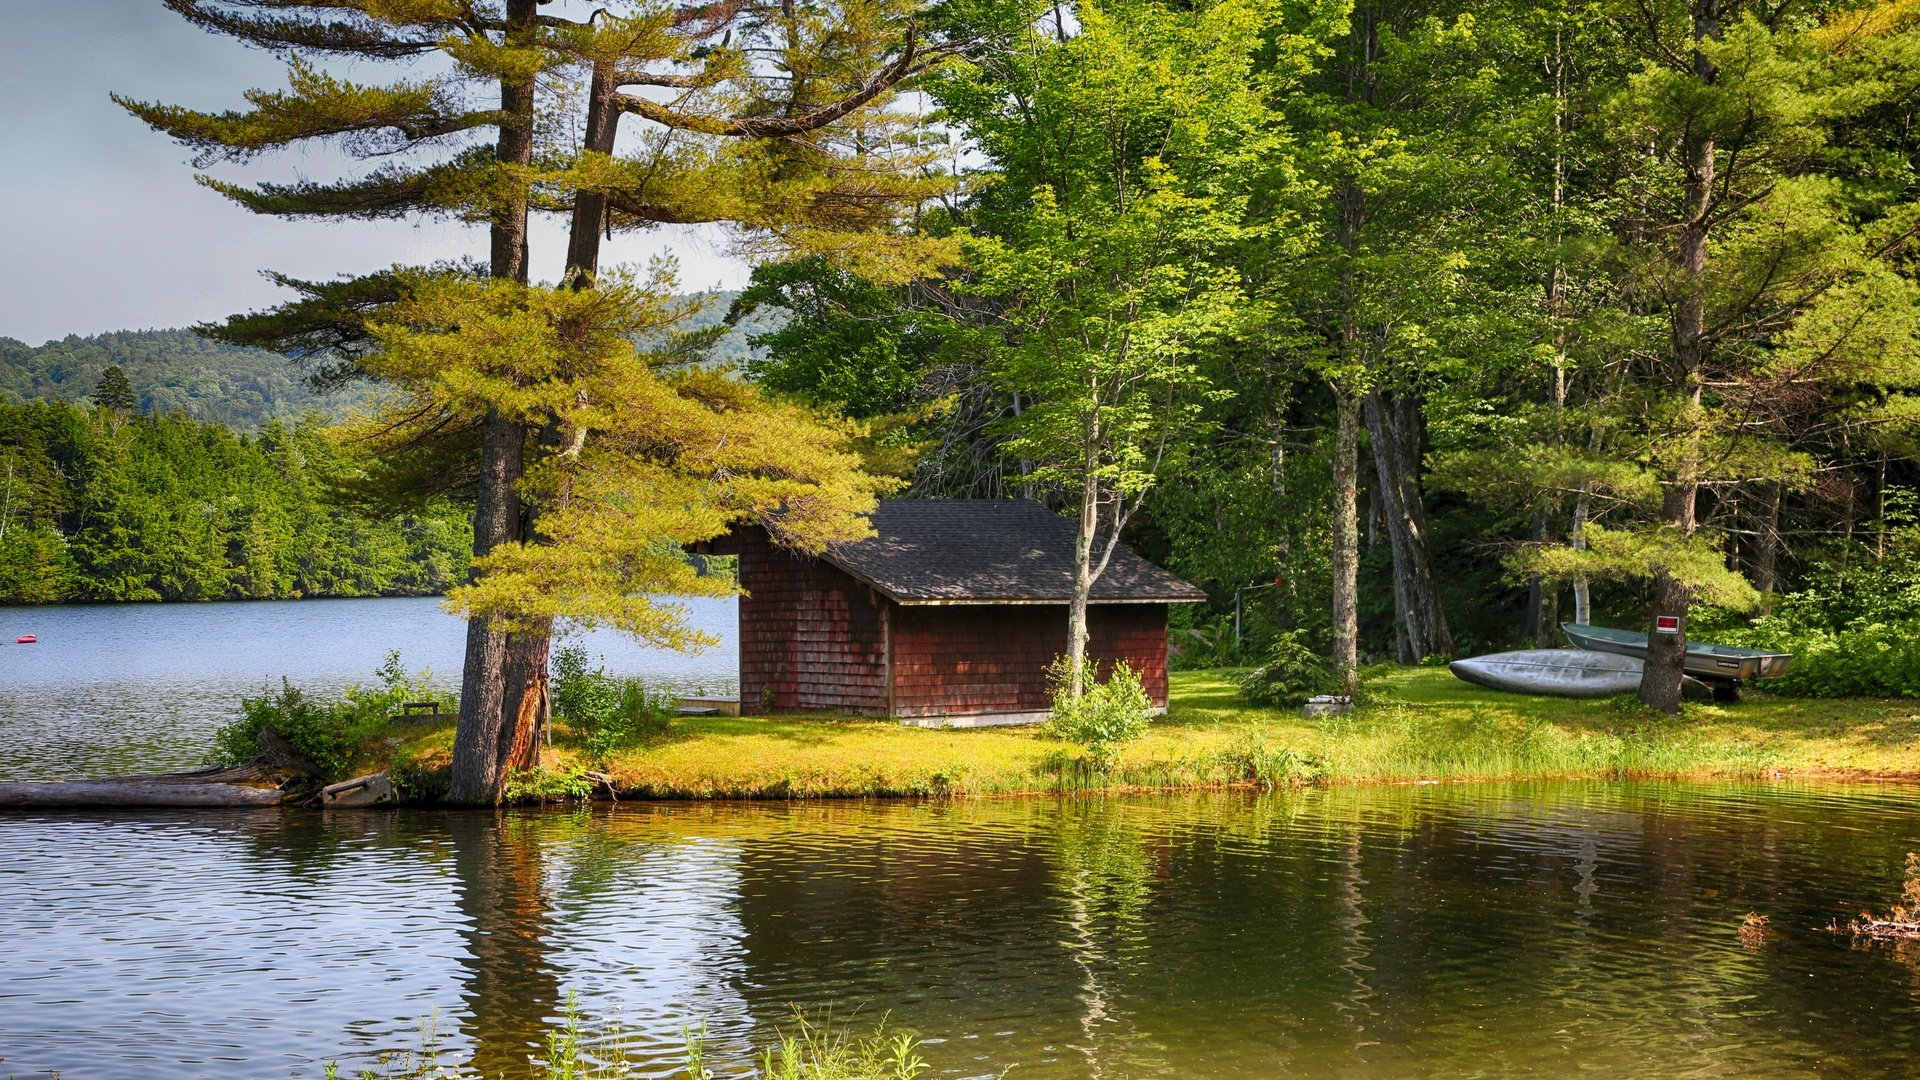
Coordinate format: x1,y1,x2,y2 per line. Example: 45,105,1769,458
0,3,749,346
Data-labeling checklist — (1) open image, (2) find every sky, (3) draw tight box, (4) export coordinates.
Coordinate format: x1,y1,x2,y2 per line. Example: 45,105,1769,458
0,3,751,346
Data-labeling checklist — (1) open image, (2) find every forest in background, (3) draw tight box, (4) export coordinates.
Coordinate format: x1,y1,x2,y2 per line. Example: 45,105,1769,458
0,399,471,604
0,292,771,431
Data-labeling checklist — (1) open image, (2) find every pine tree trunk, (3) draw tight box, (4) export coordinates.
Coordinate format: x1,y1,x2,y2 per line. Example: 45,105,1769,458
486,56,625,797
1640,3,1717,714
449,0,540,805
1331,389,1362,694
1363,390,1453,663
451,413,527,804
1641,485,1697,714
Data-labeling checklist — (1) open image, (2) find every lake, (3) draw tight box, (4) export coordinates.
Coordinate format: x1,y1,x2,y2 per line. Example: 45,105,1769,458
0,597,738,781
5,601,1920,1077
3,786,1920,1077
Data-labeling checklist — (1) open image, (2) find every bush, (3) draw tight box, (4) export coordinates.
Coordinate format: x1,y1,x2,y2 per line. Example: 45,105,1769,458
1169,611,1245,670
1718,618,1920,698
503,765,596,804
551,645,676,762
1239,630,1338,707
213,651,453,781
1045,657,1153,769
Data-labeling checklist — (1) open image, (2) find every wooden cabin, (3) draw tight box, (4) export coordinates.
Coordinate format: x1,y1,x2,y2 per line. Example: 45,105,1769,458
709,499,1207,726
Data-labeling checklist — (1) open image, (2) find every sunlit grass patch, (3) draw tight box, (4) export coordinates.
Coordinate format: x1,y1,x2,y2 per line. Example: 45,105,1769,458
378,666,1920,801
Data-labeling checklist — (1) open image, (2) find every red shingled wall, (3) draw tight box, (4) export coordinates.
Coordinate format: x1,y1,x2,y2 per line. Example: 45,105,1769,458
889,604,1169,718
716,528,1172,717
731,532,889,715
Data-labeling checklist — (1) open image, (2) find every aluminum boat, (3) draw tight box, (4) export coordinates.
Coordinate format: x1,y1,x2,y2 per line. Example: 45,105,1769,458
1450,649,1648,699
1561,623,1792,681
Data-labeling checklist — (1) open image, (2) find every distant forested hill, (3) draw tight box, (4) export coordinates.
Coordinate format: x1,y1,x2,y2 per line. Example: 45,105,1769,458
0,291,771,431
0,329,363,431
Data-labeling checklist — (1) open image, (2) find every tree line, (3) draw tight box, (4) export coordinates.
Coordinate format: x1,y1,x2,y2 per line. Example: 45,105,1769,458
120,0,1920,803
731,0,1920,712
0,390,470,605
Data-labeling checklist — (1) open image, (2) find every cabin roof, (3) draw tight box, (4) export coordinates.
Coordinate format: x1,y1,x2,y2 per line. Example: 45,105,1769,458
820,499,1207,606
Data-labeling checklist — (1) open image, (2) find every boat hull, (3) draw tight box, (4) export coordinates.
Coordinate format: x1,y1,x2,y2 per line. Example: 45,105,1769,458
1561,623,1792,681
1449,649,1647,699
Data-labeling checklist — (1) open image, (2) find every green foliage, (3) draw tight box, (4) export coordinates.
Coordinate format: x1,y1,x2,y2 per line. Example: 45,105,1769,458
502,765,596,804
756,1011,930,1080
1514,523,1762,612
0,329,375,430
1707,540,1920,698
213,651,452,781
1168,610,1245,670
1238,630,1339,708
1045,657,1153,769
551,645,676,762
0,399,470,604
91,365,138,411
1224,728,1325,788
355,270,893,641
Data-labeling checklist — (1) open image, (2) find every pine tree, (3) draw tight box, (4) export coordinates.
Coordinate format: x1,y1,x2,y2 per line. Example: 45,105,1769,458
91,366,138,412
125,0,978,801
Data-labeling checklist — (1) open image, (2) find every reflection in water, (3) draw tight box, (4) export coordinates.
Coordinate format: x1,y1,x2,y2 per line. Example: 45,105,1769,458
452,813,566,1075
6,785,1920,1077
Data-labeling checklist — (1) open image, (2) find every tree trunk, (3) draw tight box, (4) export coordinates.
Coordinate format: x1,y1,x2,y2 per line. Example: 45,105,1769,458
1640,0,1717,714
449,0,540,805
1331,389,1362,694
1066,444,1099,700
1752,482,1781,607
1363,390,1453,663
1525,505,1560,647
1641,486,1697,715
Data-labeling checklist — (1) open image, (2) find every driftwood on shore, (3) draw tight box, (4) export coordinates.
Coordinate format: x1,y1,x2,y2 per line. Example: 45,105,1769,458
0,763,290,809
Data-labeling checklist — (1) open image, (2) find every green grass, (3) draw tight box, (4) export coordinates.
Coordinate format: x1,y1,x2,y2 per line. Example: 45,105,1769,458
319,994,931,1080
386,668,1920,801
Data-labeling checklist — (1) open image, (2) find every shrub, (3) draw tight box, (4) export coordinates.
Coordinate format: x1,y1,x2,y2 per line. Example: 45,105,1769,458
213,651,453,782
1239,630,1338,708
1045,657,1153,770
551,645,676,762
1718,618,1920,698
503,765,595,804
1169,611,1244,670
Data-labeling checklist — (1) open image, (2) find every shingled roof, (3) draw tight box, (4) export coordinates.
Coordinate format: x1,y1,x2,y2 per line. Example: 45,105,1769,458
820,499,1207,605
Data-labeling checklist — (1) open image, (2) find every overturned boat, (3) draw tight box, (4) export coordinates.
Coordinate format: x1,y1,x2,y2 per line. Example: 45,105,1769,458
1449,649,1647,699
1561,623,1792,682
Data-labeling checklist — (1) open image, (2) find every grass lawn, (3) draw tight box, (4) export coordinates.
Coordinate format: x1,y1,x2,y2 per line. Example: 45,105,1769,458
389,667,1920,800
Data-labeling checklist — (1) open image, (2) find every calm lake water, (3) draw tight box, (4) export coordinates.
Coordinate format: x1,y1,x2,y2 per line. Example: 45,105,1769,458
5,603,1920,1076
3,786,1920,1077
0,597,738,780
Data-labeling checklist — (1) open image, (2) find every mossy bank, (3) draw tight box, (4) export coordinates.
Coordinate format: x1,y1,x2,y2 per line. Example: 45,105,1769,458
370,668,1920,803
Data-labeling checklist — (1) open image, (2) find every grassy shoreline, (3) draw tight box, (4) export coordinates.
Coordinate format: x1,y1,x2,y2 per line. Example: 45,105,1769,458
373,668,1920,802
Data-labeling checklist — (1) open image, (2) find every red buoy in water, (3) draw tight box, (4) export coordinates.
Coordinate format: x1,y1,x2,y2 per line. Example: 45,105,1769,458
15,635,37,644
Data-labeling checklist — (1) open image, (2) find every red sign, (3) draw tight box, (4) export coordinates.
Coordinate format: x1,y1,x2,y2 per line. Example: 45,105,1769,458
1655,615,1680,635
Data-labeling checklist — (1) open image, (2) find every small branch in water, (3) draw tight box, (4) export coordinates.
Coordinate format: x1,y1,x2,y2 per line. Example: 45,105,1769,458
1828,853,1920,941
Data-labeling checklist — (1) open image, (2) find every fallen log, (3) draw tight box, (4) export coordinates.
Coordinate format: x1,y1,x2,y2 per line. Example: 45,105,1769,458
0,779,286,808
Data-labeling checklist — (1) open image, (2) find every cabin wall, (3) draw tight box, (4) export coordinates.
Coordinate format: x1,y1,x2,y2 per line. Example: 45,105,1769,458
889,604,1170,718
730,531,889,715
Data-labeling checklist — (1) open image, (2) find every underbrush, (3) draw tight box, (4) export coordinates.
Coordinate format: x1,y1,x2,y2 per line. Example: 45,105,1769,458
551,645,677,764
1718,619,1920,699
214,651,454,783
